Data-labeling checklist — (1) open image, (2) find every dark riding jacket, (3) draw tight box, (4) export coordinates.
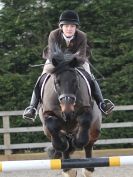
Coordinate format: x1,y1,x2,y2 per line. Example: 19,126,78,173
43,28,91,65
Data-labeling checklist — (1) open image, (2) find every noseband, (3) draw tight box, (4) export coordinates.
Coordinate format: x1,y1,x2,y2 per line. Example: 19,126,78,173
58,94,76,104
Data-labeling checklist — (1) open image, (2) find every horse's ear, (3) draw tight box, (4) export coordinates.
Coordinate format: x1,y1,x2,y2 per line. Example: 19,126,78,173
51,52,64,66
69,57,78,68
51,57,58,67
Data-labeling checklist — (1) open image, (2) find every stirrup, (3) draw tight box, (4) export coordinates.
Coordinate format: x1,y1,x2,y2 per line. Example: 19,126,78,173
23,106,37,122
99,99,115,115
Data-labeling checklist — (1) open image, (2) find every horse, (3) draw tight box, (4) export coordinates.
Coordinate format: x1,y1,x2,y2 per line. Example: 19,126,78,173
39,51,102,177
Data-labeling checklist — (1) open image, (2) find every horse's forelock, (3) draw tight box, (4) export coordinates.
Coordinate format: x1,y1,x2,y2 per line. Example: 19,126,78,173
48,43,76,74
52,63,74,75
52,43,64,61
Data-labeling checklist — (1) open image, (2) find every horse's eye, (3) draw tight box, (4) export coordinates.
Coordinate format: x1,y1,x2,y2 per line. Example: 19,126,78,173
56,79,60,85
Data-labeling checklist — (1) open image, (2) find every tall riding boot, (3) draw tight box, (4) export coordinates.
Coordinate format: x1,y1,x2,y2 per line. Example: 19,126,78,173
23,73,49,121
90,75,114,115
23,85,40,121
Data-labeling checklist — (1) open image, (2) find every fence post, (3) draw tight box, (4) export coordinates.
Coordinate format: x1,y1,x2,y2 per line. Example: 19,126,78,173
3,115,12,155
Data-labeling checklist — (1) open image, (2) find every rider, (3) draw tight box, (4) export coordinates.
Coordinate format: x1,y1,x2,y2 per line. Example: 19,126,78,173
23,10,114,121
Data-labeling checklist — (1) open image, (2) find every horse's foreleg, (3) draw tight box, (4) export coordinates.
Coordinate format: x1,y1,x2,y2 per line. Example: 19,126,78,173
45,116,69,152
73,111,92,149
83,123,101,176
62,151,77,177
84,142,94,172
80,143,94,177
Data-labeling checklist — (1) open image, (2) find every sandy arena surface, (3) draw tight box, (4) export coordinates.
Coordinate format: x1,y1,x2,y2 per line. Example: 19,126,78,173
0,166,133,177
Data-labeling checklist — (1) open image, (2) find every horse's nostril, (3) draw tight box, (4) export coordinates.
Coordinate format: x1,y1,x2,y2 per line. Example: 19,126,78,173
59,95,76,104
60,97,75,104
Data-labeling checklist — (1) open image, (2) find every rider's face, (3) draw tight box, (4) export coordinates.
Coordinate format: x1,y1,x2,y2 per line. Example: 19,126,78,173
62,24,76,37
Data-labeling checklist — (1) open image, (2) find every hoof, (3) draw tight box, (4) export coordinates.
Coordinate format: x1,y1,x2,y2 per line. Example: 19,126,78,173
46,146,62,159
82,168,93,177
62,169,77,177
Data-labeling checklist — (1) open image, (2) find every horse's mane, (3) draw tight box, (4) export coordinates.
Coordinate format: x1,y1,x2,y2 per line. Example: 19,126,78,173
51,60,74,74
48,44,78,74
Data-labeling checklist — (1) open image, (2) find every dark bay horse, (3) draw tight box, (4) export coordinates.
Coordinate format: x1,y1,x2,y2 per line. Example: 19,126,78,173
39,52,102,177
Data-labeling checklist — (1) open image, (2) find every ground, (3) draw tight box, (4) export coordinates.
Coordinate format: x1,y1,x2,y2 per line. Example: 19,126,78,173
0,166,133,177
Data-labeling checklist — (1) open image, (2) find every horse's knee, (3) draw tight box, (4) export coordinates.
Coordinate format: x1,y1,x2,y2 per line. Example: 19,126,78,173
78,112,92,129
73,128,89,149
45,117,69,152
76,136,88,148
45,116,61,135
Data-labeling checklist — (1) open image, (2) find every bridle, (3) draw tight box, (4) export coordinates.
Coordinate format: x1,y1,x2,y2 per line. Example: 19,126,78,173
53,68,79,105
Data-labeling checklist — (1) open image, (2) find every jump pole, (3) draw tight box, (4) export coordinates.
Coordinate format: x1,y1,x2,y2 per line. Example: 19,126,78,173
0,156,133,172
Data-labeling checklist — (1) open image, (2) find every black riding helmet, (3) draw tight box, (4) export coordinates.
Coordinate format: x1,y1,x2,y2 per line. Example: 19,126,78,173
59,10,80,27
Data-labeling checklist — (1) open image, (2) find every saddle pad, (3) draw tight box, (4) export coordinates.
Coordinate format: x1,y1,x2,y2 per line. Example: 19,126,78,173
76,68,92,97
41,74,51,99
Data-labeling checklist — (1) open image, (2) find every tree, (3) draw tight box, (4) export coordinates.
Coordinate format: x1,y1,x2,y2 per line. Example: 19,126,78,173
0,0,51,110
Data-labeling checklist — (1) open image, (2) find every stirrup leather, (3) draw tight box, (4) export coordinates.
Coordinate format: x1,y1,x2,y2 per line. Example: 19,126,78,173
99,99,115,115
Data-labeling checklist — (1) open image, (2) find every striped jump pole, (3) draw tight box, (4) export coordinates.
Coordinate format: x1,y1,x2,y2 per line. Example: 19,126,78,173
0,156,133,172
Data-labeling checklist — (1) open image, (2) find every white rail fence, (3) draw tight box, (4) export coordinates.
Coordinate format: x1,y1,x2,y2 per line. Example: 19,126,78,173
0,105,133,155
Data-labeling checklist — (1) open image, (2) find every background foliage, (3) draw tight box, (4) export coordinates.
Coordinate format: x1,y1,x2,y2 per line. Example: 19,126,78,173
0,0,133,150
